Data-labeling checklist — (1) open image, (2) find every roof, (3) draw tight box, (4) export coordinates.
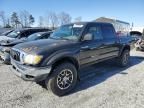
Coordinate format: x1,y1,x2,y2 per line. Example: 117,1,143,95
15,27,50,32
95,17,130,25
63,21,113,26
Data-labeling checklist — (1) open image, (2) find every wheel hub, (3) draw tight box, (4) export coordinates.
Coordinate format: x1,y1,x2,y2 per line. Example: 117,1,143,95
57,69,73,90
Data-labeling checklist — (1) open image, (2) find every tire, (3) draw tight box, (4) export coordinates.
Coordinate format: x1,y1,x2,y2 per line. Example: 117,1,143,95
117,50,130,67
45,62,77,96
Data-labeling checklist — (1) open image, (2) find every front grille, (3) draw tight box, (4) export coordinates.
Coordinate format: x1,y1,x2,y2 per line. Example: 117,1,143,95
11,49,20,61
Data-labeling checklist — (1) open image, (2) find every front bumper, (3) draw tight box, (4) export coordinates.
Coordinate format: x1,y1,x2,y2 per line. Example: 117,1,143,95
11,58,52,82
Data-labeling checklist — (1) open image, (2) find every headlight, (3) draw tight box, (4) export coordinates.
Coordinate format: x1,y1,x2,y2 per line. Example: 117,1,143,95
23,54,43,65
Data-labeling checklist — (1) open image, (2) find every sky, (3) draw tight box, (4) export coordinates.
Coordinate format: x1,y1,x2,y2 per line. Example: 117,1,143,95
0,0,144,27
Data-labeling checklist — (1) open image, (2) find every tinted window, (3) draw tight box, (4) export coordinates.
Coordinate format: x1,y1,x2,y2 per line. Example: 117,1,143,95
20,32,27,37
6,30,20,38
28,30,38,36
102,25,116,39
21,31,32,37
27,33,42,41
41,34,50,39
86,25,103,40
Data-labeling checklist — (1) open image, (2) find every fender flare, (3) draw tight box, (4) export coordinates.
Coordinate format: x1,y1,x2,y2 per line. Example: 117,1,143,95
119,45,130,56
41,51,80,69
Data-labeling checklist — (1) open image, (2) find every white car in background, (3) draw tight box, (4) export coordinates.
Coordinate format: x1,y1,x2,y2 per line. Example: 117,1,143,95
0,28,50,43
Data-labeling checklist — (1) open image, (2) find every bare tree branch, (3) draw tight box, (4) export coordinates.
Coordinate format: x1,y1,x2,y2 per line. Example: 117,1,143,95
74,16,82,22
59,12,71,25
48,12,59,29
0,11,6,27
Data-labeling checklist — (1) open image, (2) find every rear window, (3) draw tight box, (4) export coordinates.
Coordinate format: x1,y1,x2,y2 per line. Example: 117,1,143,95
102,25,116,39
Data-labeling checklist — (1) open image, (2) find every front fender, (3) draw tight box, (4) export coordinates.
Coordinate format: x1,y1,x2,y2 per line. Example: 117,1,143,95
41,50,79,66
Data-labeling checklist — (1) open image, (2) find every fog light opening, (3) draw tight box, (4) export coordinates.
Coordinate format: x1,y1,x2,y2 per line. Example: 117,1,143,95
25,75,34,79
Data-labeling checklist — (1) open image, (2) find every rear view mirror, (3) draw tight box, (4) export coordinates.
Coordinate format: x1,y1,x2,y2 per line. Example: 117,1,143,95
83,33,93,41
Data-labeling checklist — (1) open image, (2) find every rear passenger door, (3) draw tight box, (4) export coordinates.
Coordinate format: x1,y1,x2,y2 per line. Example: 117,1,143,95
99,24,119,59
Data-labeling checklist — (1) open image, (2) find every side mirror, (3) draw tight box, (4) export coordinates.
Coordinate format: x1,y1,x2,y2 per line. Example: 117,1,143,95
83,33,93,41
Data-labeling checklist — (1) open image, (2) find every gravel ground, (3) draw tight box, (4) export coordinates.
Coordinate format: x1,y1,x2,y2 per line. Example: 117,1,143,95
0,50,144,108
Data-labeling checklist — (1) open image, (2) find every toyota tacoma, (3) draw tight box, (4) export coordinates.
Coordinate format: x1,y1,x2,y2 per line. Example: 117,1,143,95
10,22,131,96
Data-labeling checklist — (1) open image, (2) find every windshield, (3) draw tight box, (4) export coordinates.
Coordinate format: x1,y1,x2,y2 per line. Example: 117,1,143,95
6,30,20,38
2,30,12,36
27,33,42,41
50,24,84,41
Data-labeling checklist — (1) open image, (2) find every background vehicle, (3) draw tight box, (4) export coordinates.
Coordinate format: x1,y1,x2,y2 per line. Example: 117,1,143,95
0,28,50,43
1,30,14,36
0,31,52,64
135,38,144,51
11,22,131,96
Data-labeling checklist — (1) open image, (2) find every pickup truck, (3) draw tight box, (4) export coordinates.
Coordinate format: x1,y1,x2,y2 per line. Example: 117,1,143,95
10,22,130,96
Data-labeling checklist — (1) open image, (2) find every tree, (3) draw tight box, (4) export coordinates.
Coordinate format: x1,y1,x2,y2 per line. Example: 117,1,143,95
11,12,20,28
0,11,6,27
19,10,30,27
74,16,82,22
59,12,71,25
38,16,44,27
48,12,59,29
5,18,11,28
29,14,35,26
45,12,50,28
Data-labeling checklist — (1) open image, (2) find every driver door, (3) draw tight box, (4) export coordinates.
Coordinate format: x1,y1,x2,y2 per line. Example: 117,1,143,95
79,23,104,65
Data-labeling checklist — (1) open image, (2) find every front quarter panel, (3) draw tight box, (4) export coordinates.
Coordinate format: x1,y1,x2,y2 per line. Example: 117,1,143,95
41,47,80,67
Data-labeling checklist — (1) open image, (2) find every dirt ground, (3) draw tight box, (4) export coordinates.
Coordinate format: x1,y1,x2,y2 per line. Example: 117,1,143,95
0,50,144,108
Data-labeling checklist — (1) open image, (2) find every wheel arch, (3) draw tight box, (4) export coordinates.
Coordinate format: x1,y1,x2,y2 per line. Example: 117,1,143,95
51,56,79,70
120,45,130,56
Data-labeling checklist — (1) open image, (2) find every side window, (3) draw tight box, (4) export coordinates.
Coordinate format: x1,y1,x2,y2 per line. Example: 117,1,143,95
28,30,37,36
41,34,50,39
23,31,32,37
102,25,116,39
20,32,26,37
87,25,103,40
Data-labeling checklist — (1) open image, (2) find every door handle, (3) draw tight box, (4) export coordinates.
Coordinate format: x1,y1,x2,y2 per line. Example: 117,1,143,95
81,46,89,49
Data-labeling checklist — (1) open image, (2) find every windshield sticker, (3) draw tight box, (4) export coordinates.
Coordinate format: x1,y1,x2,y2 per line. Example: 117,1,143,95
73,24,84,28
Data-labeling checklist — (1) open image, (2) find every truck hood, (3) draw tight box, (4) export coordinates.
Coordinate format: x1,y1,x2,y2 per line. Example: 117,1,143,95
13,39,77,54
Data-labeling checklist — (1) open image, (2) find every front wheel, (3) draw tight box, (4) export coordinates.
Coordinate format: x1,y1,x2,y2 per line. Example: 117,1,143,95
45,62,77,96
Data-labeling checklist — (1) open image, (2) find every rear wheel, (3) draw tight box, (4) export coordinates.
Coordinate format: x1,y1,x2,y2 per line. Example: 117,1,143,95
117,50,130,67
45,62,77,96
